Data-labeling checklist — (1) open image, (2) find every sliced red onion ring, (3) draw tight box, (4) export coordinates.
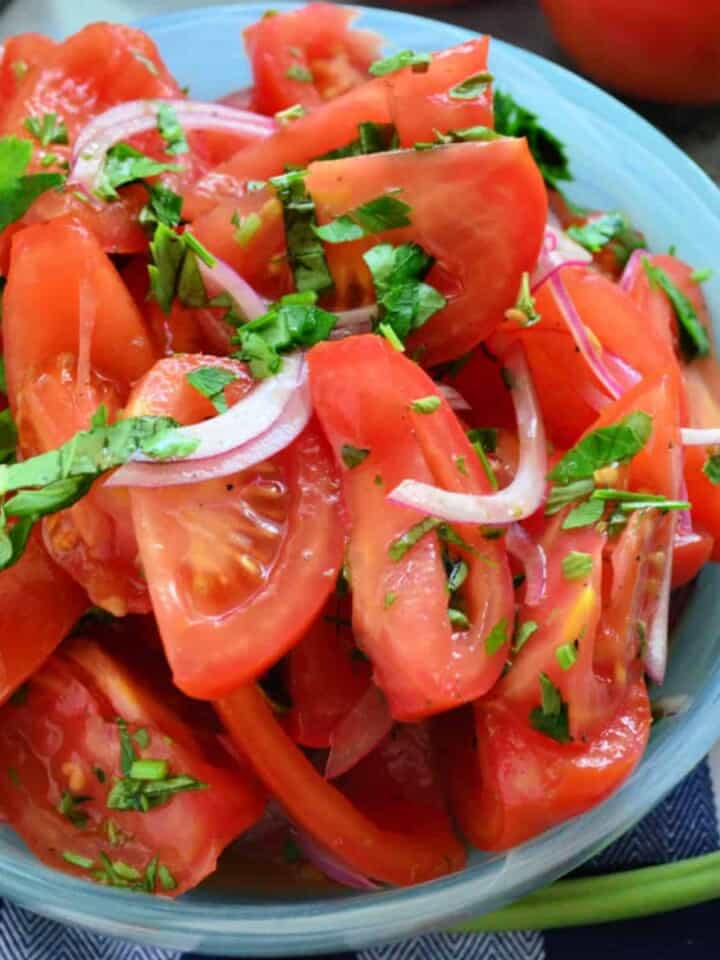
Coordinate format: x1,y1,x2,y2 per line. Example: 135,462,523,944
506,523,547,605
293,830,381,890
388,347,547,524
325,685,393,781
69,99,276,197
530,225,592,292
681,427,720,446
330,305,376,340
643,512,676,685
438,383,472,412
619,247,649,293
548,272,640,399
109,355,310,488
197,255,268,322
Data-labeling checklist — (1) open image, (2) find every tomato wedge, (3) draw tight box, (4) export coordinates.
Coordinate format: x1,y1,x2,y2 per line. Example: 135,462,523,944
309,335,514,720
127,355,345,698
0,638,265,895
307,138,546,364
217,683,464,885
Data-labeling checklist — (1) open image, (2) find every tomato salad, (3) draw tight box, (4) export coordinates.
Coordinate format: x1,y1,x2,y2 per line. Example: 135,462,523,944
0,4,717,896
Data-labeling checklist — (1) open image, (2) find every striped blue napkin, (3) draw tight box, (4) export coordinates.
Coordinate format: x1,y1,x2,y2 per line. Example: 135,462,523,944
0,746,718,960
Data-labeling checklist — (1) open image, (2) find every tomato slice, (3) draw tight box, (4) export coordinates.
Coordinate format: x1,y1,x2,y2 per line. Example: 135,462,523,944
309,335,514,720
126,355,345,698
0,530,87,705
0,639,265,895
217,683,464,885
307,139,546,364
0,33,56,129
672,527,714,588
443,671,650,851
244,2,380,114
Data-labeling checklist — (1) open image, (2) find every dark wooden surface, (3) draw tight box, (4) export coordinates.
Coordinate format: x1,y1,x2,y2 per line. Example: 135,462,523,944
366,0,720,185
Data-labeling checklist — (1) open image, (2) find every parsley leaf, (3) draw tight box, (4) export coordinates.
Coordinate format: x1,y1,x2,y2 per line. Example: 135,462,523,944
185,367,237,414
389,516,473,561
529,672,571,743
316,122,398,161
513,619,538,653
139,182,183,229
410,395,441,414
369,50,432,77
106,772,207,812
642,258,710,360
233,291,337,379
493,89,571,189
147,225,214,313
363,242,446,342
286,63,313,83
57,790,90,829
96,143,181,201
232,210,262,246
556,642,578,670
0,136,64,233
341,444,370,469
485,617,508,655
548,411,652,484
448,71,493,100
562,497,605,529
545,477,595,516
156,103,189,155
562,550,593,581
703,453,720,485
23,113,68,147
566,212,644,267
313,194,411,244
269,170,333,293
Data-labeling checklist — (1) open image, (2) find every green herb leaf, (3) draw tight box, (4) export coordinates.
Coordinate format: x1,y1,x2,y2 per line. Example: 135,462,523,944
513,619,538,653
315,122,398,162
562,497,605,529
139,182,183,229
286,63,313,83
446,558,468,592
129,759,170,781
313,194,411,244
467,427,497,453
493,89,571,189
96,143,181,201
274,103,307,125
232,209,262,246
341,444,370,469
58,790,90,828
691,267,713,284
485,617,508,655
147,224,214,314
0,136,64,233
545,477,596,516
369,50,432,77
363,242,446,342
389,515,441,561
530,672,571,742
556,641,578,670
106,772,207,812
448,71,493,100
62,851,94,869
384,591,398,609
548,411,652,484
410,395,441,414
158,863,177,890
562,550,593,581
4,475,93,517
117,719,137,777
448,607,470,629
0,408,18,464
156,103,188,155
467,428,498,490
703,453,720,485
567,213,628,253
185,366,237,414
642,258,710,361
23,112,68,147
590,488,690,512
269,170,333,293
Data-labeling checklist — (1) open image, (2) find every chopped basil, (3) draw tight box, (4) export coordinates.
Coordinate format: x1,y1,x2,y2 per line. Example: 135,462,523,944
313,193,411,244
275,103,306,125
446,558,468,593
233,291,337,379
232,209,262,246
23,112,68,147
703,453,720,485
0,136,65,233
513,619,538,653
93,767,107,784
96,143,181,201
548,411,652,485
58,791,90,829
363,242,446,343
389,516,441,561
139,182,183,229
562,550,593,581
485,617,508,655
562,498,605,530
642,258,710,361
384,591,398,609
62,851,94,870
156,103,188,155
147,224,215,314
369,50,432,77
691,267,713,284
341,444,370,469
132,728,151,750
286,63,313,83
410,395,441,414
117,718,137,776
455,455,468,475
530,673,571,742
448,71,493,100
467,428,498,490
468,427,497,453
269,169,333,293
566,213,644,267
556,641,578,670
546,477,595,516
107,771,206,813
493,89,571,190
448,607,470,629
315,122,398,162
185,366,237,414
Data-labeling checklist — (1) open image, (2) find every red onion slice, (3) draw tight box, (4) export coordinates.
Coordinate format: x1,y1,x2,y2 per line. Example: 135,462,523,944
325,685,393,781
294,830,381,891
330,305,376,340
109,355,310,488
388,347,547,524
530,225,592,291
437,383,472,412
69,99,276,197
643,512,676,685
197,255,268,322
619,247,649,293
681,427,720,446
506,523,547,605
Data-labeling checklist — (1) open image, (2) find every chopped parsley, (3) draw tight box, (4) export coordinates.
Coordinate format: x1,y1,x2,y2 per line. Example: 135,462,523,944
691,267,713,284
341,444,370,469
363,242,446,343
147,224,215,313
384,591,398,609
703,453,720,485
62,851,94,870
548,411,652,485
530,673,571,742
232,210,262,246
642,258,710,361
410,395,441,414
369,50,432,77
139,182,183,229
485,617,508,655
589,488,690,513
513,619,538,654
156,103,189,155
23,112,68,147
96,143,181,201
389,516,473,561
286,63,313,83
0,408,18,464
448,71,493,100
185,366,237,414
58,791,90,829
446,558,468,593
493,89,571,190
315,122,398,161
562,497,604,529
448,608,470,629
0,136,65,233
269,169,333,293
545,477,595,516
468,428,498,490
556,641,578,670
313,193,411,244
567,212,644,266
275,103,306,125
562,550,593,581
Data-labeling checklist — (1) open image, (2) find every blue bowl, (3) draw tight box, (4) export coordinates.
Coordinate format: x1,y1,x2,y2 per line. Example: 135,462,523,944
2,3,720,955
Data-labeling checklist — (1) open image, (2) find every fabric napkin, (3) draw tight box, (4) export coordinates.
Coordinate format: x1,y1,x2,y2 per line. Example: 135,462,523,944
0,744,717,960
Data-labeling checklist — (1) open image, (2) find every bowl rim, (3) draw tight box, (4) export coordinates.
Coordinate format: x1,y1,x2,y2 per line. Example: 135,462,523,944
0,3,719,955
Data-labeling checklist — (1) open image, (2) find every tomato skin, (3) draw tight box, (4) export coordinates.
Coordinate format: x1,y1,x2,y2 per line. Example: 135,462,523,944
445,673,650,851
309,335,514,720
307,138,546,364
0,34,56,129
541,0,720,105
217,683,465,885
672,528,714,589
0,530,87,706
0,639,265,896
